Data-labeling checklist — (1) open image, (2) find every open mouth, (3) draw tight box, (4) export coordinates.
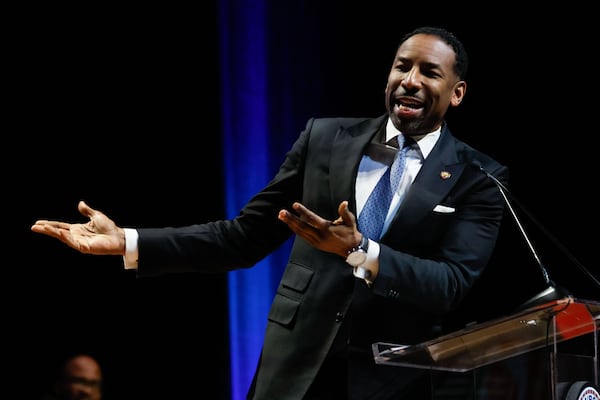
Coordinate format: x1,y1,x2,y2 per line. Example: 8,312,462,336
394,98,423,118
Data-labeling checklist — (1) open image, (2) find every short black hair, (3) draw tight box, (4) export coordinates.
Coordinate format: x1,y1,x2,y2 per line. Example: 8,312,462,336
399,26,469,80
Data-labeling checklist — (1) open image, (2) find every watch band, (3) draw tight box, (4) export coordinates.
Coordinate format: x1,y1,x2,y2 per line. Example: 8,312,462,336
353,234,369,254
346,235,373,286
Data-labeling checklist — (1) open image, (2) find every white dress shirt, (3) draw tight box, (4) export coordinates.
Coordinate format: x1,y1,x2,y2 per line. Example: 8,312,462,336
355,119,440,272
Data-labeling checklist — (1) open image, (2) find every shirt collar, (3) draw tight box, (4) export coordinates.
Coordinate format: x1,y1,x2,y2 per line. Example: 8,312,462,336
385,119,441,159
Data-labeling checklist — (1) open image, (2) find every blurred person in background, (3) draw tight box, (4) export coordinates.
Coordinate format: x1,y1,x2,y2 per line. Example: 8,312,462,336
41,353,103,400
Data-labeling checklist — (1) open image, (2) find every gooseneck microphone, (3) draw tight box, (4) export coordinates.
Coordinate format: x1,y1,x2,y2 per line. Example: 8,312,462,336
472,161,600,309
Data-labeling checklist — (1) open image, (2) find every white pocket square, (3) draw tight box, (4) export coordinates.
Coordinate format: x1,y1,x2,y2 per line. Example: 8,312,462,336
433,204,455,213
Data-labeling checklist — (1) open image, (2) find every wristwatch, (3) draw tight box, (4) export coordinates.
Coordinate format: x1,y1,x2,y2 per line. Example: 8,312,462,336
345,234,369,267
345,235,373,286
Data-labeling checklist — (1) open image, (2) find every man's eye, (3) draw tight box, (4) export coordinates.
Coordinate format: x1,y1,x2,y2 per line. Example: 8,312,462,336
67,377,102,387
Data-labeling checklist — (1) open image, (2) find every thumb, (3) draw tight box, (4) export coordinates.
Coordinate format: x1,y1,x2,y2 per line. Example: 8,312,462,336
338,201,357,226
77,200,95,219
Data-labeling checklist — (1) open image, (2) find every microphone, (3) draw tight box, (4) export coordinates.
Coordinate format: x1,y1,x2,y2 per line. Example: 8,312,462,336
471,161,599,310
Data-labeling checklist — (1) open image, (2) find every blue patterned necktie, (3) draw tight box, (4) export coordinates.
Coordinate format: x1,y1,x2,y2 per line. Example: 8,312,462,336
358,134,410,240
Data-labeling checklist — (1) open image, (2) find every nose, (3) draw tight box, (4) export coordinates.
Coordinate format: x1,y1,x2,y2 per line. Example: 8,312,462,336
401,68,421,89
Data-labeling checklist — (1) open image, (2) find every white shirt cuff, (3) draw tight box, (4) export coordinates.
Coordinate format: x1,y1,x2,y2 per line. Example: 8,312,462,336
123,228,139,270
353,240,380,284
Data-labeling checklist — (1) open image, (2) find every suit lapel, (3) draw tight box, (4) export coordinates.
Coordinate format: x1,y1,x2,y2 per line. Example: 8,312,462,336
329,115,386,215
383,126,466,241
328,118,468,241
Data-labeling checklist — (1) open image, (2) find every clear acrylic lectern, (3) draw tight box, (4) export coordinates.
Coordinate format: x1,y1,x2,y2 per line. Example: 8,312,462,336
372,296,599,399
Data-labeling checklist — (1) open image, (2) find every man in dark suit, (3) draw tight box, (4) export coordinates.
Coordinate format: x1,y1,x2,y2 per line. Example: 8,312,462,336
32,26,508,399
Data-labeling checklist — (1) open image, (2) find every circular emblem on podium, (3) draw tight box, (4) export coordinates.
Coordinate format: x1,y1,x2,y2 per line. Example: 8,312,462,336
563,381,600,400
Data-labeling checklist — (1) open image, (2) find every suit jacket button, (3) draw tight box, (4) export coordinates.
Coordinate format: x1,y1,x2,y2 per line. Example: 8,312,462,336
335,312,344,322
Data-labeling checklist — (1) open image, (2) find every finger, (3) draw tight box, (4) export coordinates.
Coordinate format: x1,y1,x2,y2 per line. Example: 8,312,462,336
278,210,300,230
30,222,49,234
279,209,321,241
278,209,293,225
292,202,329,229
30,221,65,238
331,217,344,226
332,201,349,225
279,209,308,232
31,220,60,230
31,219,52,227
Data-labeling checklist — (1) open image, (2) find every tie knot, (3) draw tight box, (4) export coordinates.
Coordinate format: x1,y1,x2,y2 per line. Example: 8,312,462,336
386,136,400,149
387,134,412,149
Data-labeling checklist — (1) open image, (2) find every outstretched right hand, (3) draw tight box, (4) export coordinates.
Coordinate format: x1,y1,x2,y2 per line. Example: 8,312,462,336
31,200,126,256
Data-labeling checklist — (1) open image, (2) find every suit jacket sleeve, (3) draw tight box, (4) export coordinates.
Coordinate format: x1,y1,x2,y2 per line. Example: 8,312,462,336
133,119,314,277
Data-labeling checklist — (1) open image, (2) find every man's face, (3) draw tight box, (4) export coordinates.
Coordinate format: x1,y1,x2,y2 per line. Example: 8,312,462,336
385,33,466,136
56,356,102,400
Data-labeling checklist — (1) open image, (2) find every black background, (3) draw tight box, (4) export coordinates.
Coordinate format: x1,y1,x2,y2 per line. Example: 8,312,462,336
9,2,599,399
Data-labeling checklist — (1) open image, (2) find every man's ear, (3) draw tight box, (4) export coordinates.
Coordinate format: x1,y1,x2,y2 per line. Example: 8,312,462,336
451,81,466,107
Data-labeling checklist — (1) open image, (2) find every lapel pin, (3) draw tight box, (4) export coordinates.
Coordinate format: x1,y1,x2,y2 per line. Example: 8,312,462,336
440,171,451,179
